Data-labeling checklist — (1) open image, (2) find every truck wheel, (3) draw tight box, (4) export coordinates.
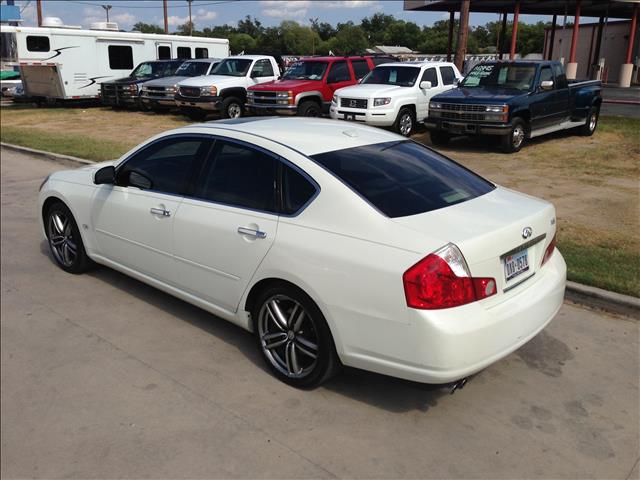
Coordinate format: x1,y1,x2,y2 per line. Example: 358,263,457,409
298,101,321,117
394,108,415,136
430,131,451,146
501,118,527,153
221,97,243,119
578,106,599,136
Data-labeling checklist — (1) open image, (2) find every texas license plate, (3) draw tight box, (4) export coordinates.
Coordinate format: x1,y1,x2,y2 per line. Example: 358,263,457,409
504,249,530,282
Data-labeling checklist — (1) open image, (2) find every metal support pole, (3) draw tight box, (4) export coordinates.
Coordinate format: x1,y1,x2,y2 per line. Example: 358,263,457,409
447,10,455,62
36,0,43,27
164,0,169,33
548,14,557,60
509,0,520,60
498,11,507,60
454,0,470,72
625,3,638,64
187,0,193,36
569,0,581,64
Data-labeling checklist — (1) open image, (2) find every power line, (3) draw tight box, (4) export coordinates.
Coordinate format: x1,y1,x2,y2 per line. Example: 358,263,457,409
66,0,235,8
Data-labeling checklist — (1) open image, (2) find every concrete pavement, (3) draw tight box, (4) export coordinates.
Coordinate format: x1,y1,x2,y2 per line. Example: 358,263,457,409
1,148,638,479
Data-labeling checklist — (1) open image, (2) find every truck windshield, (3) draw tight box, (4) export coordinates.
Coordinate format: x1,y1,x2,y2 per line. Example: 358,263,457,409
131,61,182,78
176,61,215,77
212,58,253,76
461,64,537,91
282,61,328,81
361,66,421,87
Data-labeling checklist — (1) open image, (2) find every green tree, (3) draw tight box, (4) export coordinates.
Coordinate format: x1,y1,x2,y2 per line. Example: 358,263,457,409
237,15,264,38
361,13,395,46
281,21,320,55
132,22,164,34
229,33,256,54
329,24,368,55
257,26,285,55
310,19,336,42
382,20,423,50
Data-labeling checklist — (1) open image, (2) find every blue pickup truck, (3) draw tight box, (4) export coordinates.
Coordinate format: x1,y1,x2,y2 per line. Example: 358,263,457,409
425,60,602,153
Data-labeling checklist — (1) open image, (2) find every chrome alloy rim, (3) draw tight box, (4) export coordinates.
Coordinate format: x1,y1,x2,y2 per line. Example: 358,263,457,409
228,103,242,118
258,295,319,378
512,124,525,148
589,112,597,131
48,212,77,267
399,113,413,136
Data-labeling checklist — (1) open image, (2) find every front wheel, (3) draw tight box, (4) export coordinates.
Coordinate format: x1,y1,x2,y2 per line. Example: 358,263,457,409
298,101,321,117
253,284,340,388
501,117,527,153
578,106,599,136
394,107,415,136
46,202,93,274
221,96,244,119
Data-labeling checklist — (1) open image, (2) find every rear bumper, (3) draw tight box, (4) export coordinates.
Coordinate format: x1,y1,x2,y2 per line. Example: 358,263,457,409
329,104,396,127
338,251,567,384
175,94,222,111
425,118,512,136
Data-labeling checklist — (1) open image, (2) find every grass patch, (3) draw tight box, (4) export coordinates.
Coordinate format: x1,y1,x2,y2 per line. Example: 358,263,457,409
1,126,131,161
558,238,639,297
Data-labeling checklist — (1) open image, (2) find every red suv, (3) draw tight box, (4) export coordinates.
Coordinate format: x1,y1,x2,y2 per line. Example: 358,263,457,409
246,55,395,117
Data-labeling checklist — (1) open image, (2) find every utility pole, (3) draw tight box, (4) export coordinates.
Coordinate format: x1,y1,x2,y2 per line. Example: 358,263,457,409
309,17,318,55
36,0,43,27
163,0,169,33
187,0,193,36
102,4,112,22
454,0,470,72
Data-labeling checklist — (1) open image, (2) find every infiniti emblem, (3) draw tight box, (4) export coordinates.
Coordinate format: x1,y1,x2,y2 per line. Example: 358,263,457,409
522,227,533,239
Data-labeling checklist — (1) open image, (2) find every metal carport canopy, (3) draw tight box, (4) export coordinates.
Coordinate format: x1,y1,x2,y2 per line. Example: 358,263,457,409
403,0,640,18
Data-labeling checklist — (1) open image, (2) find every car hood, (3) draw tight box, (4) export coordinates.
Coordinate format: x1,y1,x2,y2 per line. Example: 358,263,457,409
178,75,245,88
250,79,323,91
143,75,189,88
432,86,529,103
336,84,411,98
102,76,155,86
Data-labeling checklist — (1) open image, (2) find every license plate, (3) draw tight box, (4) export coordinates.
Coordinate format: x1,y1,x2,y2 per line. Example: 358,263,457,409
343,113,356,121
504,249,530,282
448,122,465,133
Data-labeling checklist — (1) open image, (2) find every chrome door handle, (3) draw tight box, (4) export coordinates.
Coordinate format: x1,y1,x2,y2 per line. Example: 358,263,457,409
237,227,267,239
150,207,171,217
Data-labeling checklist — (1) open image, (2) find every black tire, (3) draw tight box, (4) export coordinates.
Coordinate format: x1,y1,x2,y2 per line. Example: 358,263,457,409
45,201,93,274
430,130,451,146
298,100,321,117
221,96,244,119
501,117,527,153
578,106,599,136
252,283,340,388
393,107,415,136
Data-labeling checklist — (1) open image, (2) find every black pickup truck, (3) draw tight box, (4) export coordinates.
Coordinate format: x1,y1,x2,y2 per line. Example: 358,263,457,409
425,60,602,153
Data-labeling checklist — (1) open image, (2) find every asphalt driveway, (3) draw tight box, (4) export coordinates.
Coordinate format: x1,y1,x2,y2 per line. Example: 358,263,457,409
1,148,638,479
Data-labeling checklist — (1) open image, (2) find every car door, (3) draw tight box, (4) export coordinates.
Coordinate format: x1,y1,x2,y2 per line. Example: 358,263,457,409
91,136,211,283
530,65,556,130
172,139,280,312
326,60,353,94
419,67,441,120
249,58,277,86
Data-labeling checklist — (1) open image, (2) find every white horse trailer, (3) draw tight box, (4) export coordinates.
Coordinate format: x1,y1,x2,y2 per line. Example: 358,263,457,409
0,21,229,101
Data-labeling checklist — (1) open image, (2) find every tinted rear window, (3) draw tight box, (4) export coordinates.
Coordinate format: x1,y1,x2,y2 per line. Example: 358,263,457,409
311,141,495,218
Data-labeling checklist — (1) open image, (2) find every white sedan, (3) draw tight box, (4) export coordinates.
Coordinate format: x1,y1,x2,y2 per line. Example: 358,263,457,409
38,118,566,388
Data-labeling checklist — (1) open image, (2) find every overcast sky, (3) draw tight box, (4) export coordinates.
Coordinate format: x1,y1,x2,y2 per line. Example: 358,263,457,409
16,0,574,32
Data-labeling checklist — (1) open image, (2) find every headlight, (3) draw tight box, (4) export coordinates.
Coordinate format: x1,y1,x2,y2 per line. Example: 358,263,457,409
332,95,337,104
485,105,508,113
276,91,291,98
39,174,51,192
166,85,177,93
373,97,391,107
429,102,442,109
141,86,148,92
201,86,217,96
129,84,138,92
247,90,254,97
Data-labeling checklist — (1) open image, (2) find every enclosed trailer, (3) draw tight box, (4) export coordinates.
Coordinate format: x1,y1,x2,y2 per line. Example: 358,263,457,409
0,19,229,101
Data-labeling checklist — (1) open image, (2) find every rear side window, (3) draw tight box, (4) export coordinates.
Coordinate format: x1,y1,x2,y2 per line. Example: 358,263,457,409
282,165,317,215
327,61,350,83
194,141,278,213
26,35,50,52
177,47,191,59
108,45,133,70
195,47,208,59
421,67,438,86
312,141,495,218
158,45,171,59
351,60,370,80
440,66,456,85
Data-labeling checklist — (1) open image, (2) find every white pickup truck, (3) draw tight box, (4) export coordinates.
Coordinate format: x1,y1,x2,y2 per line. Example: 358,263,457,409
175,55,280,120
330,61,463,136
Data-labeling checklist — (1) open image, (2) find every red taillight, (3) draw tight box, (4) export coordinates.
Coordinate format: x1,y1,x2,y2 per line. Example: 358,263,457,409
541,233,557,266
403,244,496,310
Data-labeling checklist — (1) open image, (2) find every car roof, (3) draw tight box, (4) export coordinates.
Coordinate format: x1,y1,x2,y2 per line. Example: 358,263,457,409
224,55,272,60
178,117,402,156
377,61,452,68
184,58,222,63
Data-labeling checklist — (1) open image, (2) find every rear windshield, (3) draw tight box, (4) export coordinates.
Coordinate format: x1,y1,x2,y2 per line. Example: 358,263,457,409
311,140,495,218
362,66,421,87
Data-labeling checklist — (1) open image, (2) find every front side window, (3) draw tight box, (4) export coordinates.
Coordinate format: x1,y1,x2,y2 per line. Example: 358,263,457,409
461,64,536,91
117,137,209,195
194,141,278,213
282,61,328,81
177,47,191,59
351,60,371,80
108,45,133,70
440,66,456,85
326,61,350,83
251,59,274,77
158,45,171,59
362,66,420,87
539,66,554,88
212,58,253,77
421,67,438,87
26,35,50,52
311,140,495,218
195,47,208,59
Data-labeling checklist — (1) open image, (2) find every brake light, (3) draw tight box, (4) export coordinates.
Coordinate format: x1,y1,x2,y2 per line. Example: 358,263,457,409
541,233,557,266
403,243,496,310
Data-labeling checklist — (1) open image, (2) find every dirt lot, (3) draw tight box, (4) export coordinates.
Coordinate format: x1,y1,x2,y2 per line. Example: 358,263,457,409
1,106,638,295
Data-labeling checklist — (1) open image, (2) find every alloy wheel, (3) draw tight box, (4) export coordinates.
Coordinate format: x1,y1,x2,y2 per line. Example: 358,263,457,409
228,103,242,118
399,113,413,136
258,294,319,378
512,124,525,148
589,112,597,132
48,211,77,267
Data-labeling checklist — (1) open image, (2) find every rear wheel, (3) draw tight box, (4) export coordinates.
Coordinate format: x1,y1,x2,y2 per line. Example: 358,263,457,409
45,202,92,274
430,130,451,146
298,100,321,117
221,96,243,119
394,107,415,136
253,283,340,388
501,117,527,153
578,106,599,136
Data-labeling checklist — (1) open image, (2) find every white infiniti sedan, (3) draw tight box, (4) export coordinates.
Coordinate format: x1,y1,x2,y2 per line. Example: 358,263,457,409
38,117,566,388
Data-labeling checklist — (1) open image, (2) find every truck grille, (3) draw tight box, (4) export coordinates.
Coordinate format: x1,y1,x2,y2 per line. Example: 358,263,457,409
179,86,201,98
250,91,279,105
441,111,486,121
440,103,487,112
143,86,174,98
340,98,367,109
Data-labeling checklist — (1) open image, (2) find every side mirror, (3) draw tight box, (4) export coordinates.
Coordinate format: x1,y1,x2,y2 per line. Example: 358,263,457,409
540,80,554,91
420,81,432,90
357,77,363,84
94,165,115,185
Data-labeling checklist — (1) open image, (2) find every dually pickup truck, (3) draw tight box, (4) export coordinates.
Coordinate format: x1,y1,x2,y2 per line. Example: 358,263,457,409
425,60,602,153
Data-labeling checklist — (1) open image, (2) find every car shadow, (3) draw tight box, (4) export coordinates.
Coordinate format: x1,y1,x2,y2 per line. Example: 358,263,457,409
40,240,456,413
